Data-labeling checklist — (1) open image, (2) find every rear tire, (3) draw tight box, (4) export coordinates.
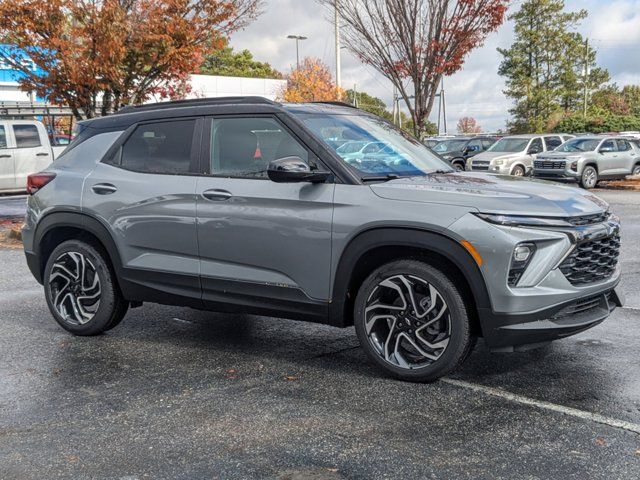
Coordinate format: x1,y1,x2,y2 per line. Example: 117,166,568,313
44,240,128,336
580,165,598,189
354,260,473,382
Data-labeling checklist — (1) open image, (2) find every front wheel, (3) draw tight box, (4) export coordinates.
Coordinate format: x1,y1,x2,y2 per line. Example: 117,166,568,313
354,260,473,382
511,165,525,177
580,166,598,189
44,240,128,336
632,164,640,176
452,161,466,172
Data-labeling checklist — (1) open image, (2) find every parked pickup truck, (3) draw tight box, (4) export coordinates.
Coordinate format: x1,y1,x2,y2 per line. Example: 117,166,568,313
0,120,65,194
532,136,640,189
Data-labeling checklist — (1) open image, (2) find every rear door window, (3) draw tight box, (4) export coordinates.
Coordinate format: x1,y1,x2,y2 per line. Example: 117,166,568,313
0,126,7,149
13,124,41,148
617,140,630,151
120,120,198,174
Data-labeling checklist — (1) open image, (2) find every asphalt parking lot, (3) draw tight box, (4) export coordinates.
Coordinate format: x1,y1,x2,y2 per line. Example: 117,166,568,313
1,189,639,479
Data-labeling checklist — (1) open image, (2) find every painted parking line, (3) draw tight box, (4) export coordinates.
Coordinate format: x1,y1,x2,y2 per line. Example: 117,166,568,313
442,378,640,435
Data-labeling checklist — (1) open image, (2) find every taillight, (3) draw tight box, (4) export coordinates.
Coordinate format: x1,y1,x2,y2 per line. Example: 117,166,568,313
27,172,57,195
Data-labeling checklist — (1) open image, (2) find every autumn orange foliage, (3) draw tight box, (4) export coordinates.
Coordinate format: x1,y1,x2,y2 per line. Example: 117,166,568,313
279,57,344,103
457,116,482,134
0,0,261,118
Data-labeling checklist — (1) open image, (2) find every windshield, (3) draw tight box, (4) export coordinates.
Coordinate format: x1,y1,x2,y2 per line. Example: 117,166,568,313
556,138,600,152
488,138,530,153
297,113,452,177
432,139,468,153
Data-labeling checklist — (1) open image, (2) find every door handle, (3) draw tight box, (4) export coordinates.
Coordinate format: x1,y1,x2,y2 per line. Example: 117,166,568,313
36,152,50,157
92,183,118,195
0,154,10,158
202,189,232,201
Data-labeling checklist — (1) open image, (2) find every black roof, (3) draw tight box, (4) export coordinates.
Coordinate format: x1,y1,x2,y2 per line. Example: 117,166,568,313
82,97,361,130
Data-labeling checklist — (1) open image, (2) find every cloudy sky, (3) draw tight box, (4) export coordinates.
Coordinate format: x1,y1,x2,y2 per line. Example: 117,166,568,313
229,0,640,132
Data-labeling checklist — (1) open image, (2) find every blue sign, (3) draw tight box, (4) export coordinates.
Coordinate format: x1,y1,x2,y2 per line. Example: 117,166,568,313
0,44,47,101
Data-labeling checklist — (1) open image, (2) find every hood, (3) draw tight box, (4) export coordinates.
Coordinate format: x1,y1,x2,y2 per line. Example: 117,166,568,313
370,173,608,217
472,151,523,162
536,151,586,160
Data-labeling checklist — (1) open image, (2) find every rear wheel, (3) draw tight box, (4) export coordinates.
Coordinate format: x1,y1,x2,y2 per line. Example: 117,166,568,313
580,165,598,189
44,240,128,336
354,260,473,382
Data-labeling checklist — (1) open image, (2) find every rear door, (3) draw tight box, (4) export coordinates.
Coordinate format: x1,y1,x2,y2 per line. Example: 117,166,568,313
195,114,334,315
11,122,52,189
0,123,16,191
83,118,203,305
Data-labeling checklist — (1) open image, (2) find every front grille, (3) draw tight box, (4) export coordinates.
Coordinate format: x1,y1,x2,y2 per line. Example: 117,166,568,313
559,235,620,285
472,161,490,171
534,160,566,169
566,212,610,226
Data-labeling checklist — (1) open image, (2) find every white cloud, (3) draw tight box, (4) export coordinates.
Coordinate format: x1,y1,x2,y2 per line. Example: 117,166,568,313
229,0,640,132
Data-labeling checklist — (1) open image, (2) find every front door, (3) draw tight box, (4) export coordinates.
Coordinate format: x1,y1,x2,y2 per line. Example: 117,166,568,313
195,115,335,317
0,124,15,191
598,139,619,175
83,118,203,306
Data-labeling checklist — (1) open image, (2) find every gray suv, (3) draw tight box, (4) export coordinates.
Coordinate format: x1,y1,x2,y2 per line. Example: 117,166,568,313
533,136,640,188
22,98,624,382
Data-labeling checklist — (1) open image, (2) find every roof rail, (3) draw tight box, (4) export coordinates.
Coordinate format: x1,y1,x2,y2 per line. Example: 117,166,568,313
115,96,277,115
310,101,358,109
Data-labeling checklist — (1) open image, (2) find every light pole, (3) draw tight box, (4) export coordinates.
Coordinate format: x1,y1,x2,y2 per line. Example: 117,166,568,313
287,35,307,70
334,2,341,96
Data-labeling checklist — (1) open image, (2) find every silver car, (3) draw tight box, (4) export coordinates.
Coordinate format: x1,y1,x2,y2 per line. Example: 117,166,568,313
533,136,640,189
468,134,569,176
22,98,624,382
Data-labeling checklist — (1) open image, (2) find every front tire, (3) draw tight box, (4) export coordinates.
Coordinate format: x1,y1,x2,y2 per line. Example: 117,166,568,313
580,165,598,189
452,160,465,172
511,165,525,177
631,164,640,176
354,260,473,382
44,240,128,336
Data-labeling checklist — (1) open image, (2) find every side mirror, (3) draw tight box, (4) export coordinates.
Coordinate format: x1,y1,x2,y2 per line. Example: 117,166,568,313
267,157,332,183
599,146,614,154
528,147,541,155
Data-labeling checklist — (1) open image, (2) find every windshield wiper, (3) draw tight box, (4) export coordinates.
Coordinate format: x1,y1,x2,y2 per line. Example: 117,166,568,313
361,174,400,182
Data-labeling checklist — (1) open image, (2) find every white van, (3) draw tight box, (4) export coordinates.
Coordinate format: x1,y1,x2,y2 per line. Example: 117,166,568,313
0,120,63,194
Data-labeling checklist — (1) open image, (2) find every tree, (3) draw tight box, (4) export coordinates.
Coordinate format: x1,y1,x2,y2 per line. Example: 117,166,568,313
199,44,282,79
498,0,609,133
0,0,262,119
279,57,343,102
320,0,509,137
457,117,482,134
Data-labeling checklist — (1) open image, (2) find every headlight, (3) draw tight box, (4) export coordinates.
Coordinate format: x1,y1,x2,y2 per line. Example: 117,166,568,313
508,243,537,287
475,213,580,228
493,159,504,166
570,161,578,171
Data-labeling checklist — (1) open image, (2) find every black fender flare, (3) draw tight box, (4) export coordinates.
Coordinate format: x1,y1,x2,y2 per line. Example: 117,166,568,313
329,227,492,329
31,211,124,283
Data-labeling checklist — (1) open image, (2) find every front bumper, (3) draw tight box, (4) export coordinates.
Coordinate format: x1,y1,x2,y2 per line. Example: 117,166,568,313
533,168,580,181
480,287,624,351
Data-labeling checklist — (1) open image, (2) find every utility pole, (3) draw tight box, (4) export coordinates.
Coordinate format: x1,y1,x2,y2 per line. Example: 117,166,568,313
335,1,342,97
392,86,397,125
441,77,448,135
287,35,307,70
583,38,589,118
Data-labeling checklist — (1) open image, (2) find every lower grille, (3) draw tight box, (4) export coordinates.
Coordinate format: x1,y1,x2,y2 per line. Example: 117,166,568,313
551,292,612,320
559,235,620,286
534,160,566,169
